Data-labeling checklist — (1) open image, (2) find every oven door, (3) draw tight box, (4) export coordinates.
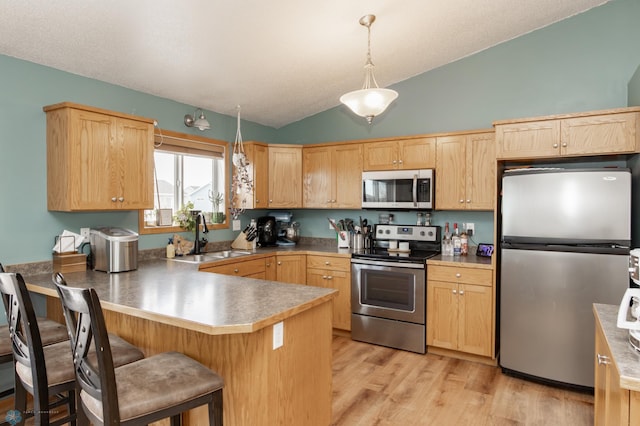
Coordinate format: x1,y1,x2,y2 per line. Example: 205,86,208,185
351,259,425,324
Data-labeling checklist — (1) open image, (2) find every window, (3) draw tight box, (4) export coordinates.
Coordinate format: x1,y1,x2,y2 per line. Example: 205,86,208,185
138,129,229,235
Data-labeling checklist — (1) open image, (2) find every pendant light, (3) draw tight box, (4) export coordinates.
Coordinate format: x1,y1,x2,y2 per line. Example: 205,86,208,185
340,14,398,124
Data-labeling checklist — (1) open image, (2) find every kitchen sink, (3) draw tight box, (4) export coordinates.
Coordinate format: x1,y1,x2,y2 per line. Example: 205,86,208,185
168,250,254,264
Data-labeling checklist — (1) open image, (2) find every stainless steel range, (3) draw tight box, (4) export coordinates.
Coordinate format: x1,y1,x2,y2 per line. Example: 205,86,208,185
351,224,440,354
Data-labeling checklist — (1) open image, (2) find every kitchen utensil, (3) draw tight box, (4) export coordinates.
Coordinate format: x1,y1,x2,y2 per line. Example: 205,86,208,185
328,218,346,240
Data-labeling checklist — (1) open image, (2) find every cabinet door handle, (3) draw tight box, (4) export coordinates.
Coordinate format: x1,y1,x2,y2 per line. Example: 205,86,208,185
466,199,471,203
553,143,559,148
118,197,124,202
459,290,465,295
327,276,333,280
266,263,271,267
269,199,273,203
597,353,610,365
562,142,567,147
256,199,260,203
452,289,457,294
277,261,282,265
111,197,117,202
459,199,464,203
456,273,461,278
322,275,327,279
398,159,403,164
392,160,397,164
326,200,331,203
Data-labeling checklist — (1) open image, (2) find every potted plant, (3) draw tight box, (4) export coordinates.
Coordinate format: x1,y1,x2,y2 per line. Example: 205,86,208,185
173,201,196,231
209,190,226,224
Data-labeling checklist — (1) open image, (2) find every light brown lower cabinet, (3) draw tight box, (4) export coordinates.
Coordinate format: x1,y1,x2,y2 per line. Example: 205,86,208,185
306,255,351,331
427,264,493,357
275,254,306,284
594,316,640,425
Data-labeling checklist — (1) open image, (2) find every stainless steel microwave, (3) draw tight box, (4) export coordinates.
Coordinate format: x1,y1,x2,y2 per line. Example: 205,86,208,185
362,169,434,209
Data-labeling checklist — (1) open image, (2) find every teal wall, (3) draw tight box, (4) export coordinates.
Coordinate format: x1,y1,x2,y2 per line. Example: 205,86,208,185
1,0,639,265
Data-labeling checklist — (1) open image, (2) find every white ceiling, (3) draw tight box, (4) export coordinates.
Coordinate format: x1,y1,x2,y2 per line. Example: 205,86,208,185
0,0,609,128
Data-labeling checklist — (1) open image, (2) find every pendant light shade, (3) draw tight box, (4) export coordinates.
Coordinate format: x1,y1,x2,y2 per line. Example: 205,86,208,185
340,14,398,124
340,88,398,124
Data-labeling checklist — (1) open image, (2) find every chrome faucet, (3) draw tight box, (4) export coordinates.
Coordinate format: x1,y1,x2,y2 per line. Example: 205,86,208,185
192,211,209,255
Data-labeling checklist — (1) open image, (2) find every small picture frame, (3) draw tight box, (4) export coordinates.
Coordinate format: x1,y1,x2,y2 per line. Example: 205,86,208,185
157,209,173,226
476,243,494,257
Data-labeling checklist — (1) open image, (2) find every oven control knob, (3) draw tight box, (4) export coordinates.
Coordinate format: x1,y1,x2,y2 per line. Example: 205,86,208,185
420,231,425,236
428,231,434,237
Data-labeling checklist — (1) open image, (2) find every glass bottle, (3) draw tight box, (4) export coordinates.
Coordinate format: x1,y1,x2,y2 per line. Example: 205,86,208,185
452,222,461,256
442,222,452,256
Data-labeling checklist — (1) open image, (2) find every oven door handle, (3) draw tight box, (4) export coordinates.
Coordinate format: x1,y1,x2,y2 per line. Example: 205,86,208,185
351,258,425,269
412,174,418,207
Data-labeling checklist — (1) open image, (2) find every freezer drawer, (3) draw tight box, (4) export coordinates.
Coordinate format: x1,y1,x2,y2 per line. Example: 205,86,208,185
500,248,629,388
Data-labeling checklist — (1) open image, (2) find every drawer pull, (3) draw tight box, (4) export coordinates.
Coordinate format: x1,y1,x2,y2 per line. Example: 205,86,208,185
597,354,610,365
234,268,239,273
325,261,330,265
456,273,461,278
277,261,282,265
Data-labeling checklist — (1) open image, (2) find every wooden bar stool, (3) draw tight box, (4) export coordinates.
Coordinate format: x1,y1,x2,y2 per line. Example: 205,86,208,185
0,272,145,425
0,262,69,400
54,277,224,425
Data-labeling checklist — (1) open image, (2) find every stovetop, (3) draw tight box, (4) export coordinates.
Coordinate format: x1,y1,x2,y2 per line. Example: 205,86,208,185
351,247,440,263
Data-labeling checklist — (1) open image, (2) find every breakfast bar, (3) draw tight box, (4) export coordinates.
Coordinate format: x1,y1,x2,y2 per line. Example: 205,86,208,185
25,258,337,425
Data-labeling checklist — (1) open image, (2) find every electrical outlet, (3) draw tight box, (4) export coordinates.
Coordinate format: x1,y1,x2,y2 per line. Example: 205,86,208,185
465,223,474,236
232,219,241,231
80,228,90,241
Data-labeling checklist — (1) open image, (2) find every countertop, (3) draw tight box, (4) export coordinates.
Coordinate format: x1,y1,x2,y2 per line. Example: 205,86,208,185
25,257,337,336
427,253,494,269
594,303,640,392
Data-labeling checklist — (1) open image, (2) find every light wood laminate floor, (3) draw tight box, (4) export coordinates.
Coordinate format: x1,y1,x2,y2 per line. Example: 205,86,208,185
332,335,594,425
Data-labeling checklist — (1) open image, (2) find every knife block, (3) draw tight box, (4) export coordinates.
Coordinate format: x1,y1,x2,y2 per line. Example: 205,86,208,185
231,232,256,250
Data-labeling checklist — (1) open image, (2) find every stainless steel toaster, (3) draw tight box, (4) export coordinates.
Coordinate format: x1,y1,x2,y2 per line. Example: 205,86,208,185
90,227,138,273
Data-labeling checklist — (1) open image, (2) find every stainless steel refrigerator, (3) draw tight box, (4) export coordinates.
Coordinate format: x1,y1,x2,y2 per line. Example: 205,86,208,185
500,168,631,389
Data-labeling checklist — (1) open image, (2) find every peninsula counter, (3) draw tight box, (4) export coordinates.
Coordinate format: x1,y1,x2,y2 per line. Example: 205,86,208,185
25,258,337,425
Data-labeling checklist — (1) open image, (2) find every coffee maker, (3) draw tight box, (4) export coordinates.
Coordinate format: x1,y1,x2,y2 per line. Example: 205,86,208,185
270,211,299,246
256,216,277,247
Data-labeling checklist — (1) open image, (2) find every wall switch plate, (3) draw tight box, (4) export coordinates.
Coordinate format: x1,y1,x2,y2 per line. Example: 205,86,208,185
273,321,284,350
80,228,90,242
232,219,241,231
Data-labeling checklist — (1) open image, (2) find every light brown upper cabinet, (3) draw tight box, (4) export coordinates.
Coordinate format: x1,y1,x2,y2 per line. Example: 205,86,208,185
268,145,302,208
303,143,363,209
363,137,436,171
233,141,269,210
494,108,640,160
44,102,154,211
436,131,495,211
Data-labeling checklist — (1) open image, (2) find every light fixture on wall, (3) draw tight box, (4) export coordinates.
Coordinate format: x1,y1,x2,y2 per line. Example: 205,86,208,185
340,14,398,124
184,108,211,131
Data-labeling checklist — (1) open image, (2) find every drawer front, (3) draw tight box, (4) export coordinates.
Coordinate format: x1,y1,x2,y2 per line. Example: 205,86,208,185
202,258,265,277
306,255,350,271
428,265,492,286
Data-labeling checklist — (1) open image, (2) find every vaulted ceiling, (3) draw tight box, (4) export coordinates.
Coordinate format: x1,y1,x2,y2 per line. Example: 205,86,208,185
0,0,610,128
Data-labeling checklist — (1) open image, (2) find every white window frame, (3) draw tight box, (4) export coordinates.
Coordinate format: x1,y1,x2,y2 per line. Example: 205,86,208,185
138,128,229,235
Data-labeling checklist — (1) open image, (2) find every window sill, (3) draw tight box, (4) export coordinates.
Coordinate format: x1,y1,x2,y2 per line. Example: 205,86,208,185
137,213,229,235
